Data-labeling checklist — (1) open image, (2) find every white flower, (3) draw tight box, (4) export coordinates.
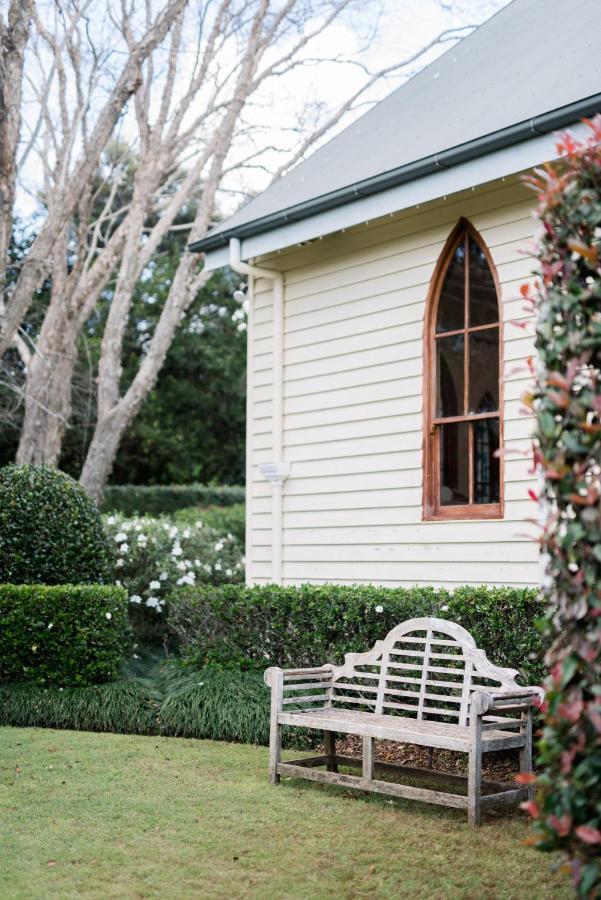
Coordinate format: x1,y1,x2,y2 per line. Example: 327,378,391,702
137,534,147,545
116,558,124,568
106,515,116,525
169,526,178,539
47,623,54,630
120,543,129,553
176,572,195,586
195,520,203,528
134,523,142,532
129,594,142,604
203,563,211,573
440,604,449,612
105,612,112,620
225,568,233,577
176,560,187,571
214,541,224,552
146,596,161,609
159,571,168,581
214,561,222,571
227,533,234,541
116,579,122,586
375,605,384,614
162,523,171,532
182,529,191,539
133,653,140,660
172,544,183,557
115,531,127,542
194,558,201,567
149,580,161,590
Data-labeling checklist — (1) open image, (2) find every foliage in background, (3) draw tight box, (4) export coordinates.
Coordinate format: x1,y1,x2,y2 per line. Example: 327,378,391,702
168,583,546,684
0,584,129,686
0,464,110,584
0,235,247,489
104,513,244,642
521,120,601,896
173,503,245,547
101,483,245,516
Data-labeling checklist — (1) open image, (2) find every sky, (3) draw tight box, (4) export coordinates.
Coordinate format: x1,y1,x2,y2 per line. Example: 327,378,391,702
15,0,513,220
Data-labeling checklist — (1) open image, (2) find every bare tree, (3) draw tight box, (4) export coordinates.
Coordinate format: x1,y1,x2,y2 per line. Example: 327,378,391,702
0,0,187,361
9,0,479,501
0,0,34,331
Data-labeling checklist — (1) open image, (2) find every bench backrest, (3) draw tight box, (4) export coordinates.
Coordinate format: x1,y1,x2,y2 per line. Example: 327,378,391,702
329,617,524,726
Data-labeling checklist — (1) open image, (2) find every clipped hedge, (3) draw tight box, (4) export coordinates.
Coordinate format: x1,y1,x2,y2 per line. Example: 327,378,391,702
0,464,111,584
102,484,245,516
0,584,130,687
168,584,547,684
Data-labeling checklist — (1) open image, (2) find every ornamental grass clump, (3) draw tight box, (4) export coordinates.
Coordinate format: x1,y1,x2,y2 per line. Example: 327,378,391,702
522,118,601,896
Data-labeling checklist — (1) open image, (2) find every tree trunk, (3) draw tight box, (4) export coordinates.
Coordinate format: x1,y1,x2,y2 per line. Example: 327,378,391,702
16,302,79,465
79,407,129,504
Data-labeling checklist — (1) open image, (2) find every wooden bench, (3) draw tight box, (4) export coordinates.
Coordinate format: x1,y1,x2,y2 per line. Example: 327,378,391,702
264,617,543,825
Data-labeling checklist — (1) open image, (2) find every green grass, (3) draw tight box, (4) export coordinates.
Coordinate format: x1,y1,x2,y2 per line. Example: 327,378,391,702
0,727,569,899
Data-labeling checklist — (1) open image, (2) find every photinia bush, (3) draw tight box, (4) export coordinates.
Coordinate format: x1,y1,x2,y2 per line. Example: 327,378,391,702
522,118,601,897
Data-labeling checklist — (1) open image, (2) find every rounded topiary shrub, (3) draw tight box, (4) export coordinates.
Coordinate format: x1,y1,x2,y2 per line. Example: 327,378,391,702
0,464,111,584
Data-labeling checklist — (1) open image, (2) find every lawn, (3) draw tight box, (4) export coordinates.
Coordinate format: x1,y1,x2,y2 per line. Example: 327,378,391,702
0,728,569,900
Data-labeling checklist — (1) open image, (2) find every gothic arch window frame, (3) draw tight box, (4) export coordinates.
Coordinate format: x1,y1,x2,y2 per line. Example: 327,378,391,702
423,218,504,521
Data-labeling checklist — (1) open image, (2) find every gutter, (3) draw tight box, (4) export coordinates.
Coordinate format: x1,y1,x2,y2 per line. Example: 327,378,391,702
191,92,601,255
228,238,289,585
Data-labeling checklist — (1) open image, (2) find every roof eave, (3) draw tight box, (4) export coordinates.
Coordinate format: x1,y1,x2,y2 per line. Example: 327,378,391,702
190,92,601,254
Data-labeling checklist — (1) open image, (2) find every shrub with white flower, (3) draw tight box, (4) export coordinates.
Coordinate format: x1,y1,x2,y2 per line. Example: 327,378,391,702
103,513,244,622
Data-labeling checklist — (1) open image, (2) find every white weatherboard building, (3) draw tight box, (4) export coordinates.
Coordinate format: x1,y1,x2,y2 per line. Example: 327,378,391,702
192,0,601,589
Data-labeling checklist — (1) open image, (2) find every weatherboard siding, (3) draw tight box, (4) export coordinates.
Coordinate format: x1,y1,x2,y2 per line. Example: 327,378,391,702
247,178,540,588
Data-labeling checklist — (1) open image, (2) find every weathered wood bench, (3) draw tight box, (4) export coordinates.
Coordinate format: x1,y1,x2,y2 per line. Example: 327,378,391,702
264,617,543,825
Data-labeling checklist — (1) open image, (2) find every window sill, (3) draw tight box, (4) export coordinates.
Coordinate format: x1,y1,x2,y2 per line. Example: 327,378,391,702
423,503,503,522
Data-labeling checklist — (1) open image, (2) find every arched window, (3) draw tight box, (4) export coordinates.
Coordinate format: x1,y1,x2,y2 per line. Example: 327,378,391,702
424,219,502,520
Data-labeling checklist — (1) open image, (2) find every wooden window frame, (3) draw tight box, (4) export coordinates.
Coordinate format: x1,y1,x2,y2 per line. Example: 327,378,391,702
422,218,504,522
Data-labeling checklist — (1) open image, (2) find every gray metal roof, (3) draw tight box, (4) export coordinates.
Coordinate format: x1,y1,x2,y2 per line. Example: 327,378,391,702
192,0,601,253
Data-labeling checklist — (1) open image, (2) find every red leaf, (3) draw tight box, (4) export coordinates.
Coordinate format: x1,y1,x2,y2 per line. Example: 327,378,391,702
575,825,601,845
515,772,537,784
520,800,540,819
549,814,572,837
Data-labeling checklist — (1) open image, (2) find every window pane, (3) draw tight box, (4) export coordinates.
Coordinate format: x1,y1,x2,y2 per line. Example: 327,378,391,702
436,334,464,417
436,240,465,333
440,422,469,506
468,327,499,413
474,418,500,504
468,237,498,327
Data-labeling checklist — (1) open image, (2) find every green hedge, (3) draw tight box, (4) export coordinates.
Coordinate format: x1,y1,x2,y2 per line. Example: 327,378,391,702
0,464,111,584
168,584,547,684
102,484,245,516
0,584,130,687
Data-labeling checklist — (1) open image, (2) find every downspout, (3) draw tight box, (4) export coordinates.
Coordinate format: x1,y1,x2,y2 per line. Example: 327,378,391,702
229,237,289,585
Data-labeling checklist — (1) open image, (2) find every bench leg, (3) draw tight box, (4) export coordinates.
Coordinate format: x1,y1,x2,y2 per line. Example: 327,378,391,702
519,707,535,800
324,731,338,773
362,736,374,783
468,717,483,826
268,719,282,785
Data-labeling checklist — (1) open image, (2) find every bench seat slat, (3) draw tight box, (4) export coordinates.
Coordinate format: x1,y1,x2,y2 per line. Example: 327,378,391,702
278,707,526,752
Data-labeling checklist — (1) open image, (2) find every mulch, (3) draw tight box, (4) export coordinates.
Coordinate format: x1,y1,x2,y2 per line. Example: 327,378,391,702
316,734,524,784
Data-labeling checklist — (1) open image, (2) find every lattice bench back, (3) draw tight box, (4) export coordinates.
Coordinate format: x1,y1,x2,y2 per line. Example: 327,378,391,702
328,617,524,726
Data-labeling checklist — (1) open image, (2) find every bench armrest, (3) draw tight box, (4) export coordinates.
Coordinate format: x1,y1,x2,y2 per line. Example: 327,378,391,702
264,665,333,688
471,687,544,717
